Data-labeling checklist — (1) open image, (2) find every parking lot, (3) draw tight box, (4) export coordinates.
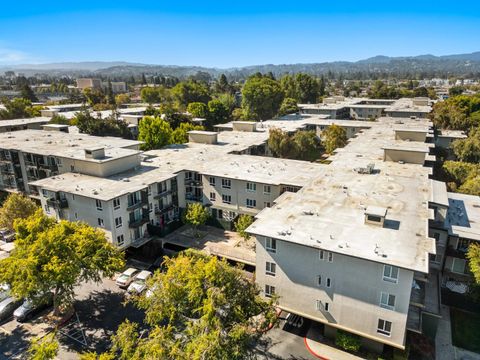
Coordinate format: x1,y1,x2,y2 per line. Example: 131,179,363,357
0,277,145,360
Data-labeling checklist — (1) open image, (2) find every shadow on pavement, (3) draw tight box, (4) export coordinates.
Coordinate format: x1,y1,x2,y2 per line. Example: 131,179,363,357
0,324,32,360
59,288,145,355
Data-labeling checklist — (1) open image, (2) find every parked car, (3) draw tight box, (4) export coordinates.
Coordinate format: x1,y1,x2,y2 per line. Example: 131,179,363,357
0,296,23,322
127,270,152,294
13,294,53,322
116,268,140,289
0,284,10,302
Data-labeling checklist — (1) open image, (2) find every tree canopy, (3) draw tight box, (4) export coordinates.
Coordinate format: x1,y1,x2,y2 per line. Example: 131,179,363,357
75,110,132,139
172,80,211,107
138,116,173,150
86,250,277,360
241,75,284,120
235,214,254,241
467,243,480,284
451,128,480,163
430,94,480,131
186,102,208,119
267,128,321,161
278,97,299,116
0,210,124,314
322,124,347,154
171,122,204,144
183,203,209,235
0,193,38,231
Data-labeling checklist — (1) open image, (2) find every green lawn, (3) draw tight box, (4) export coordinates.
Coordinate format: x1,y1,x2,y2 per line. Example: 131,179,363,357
450,307,480,353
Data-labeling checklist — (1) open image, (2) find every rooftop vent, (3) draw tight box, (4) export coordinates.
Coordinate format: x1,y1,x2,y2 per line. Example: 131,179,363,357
364,206,388,227
84,147,105,160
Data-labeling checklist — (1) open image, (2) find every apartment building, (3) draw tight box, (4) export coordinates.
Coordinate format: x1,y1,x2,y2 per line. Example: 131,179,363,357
247,117,440,352
30,171,178,249
0,117,50,133
299,97,431,120
0,130,142,194
76,78,102,90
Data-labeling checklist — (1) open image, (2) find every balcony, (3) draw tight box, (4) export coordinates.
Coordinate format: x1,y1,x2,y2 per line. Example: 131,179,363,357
155,204,174,215
38,162,58,172
46,197,69,209
129,211,150,228
184,178,202,187
154,189,172,199
445,246,468,259
185,193,203,202
126,191,148,211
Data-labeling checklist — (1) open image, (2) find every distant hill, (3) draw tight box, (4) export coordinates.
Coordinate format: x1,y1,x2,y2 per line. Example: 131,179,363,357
2,51,480,78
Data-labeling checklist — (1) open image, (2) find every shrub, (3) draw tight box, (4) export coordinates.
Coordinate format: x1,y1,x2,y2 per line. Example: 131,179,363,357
335,330,361,352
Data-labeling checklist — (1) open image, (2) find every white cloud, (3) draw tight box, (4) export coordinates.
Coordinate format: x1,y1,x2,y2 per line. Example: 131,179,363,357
0,47,34,64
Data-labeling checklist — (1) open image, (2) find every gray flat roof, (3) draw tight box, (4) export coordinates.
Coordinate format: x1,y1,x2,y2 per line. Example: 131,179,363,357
0,117,51,128
247,117,435,273
445,192,480,241
0,130,142,161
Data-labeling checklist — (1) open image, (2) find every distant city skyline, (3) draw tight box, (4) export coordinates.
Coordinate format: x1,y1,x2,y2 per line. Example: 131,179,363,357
1,1,480,68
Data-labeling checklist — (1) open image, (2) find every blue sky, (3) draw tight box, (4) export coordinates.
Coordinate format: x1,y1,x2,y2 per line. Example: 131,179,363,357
1,1,479,67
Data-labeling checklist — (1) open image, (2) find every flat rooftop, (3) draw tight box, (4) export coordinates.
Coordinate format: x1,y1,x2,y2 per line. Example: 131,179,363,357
0,129,142,161
247,117,435,273
445,192,480,242
0,117,51,128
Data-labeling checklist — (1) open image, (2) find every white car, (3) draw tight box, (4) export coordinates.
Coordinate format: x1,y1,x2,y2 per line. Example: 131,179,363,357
116,268,140,289
127,270,152,294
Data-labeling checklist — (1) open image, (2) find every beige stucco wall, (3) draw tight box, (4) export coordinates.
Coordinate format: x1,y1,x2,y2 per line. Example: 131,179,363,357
383,149,426,165
255,236,413,349
394,130,427,142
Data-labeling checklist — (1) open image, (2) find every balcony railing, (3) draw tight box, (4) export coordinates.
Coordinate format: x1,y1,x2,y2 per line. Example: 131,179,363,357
185,193,202,202
127,191,148,210
184,178,202,187
38,163,58,172
154,189,172,199
129,211,150,228
46,198,69,209
155,204,174,215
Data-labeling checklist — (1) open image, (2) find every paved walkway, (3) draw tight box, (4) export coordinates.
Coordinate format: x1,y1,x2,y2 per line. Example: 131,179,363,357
436,305,480,360
304,326,363,360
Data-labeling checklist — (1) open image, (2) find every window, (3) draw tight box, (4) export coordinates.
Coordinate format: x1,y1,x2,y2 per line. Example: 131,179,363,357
115,217,122,228
317,275,322,286
185,171,192,180
263,185,271,194
117,235,124,246
377,319,392,336
96,199,102,211
316,300,329,312
319,250,325,260
246,199,256,208
113,198,120,209
44,204,50,214
266,238,276,253
97,218,104,227
42,189,48,197
452,258,466,274
264,202,271,208
328,252,334,262
265,285,275,298
266,262,276,276
383,265,399,283
74,212,78,219
222,179,231,189
246,182,256,192
209,192,216,201
70,165,75,172
380,292,396,310
326,278,332,288
209,177,215,186
222,194,231,204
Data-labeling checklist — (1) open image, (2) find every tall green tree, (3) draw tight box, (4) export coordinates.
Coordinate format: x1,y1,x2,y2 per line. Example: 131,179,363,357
322,124,347,154
20,84,38,102
28,333,59,360
451,128,480,163
138,116,173,150
267,127,297,158
171,122,204,144
241,75,284,120
0,210,124,315
278,97,299,116
235,214,254,241
172,80,211,107
186,102,208,118
207,99,230,127
0,193,38,231
183,203,209,236
88,250,277,360
292,130,321,160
